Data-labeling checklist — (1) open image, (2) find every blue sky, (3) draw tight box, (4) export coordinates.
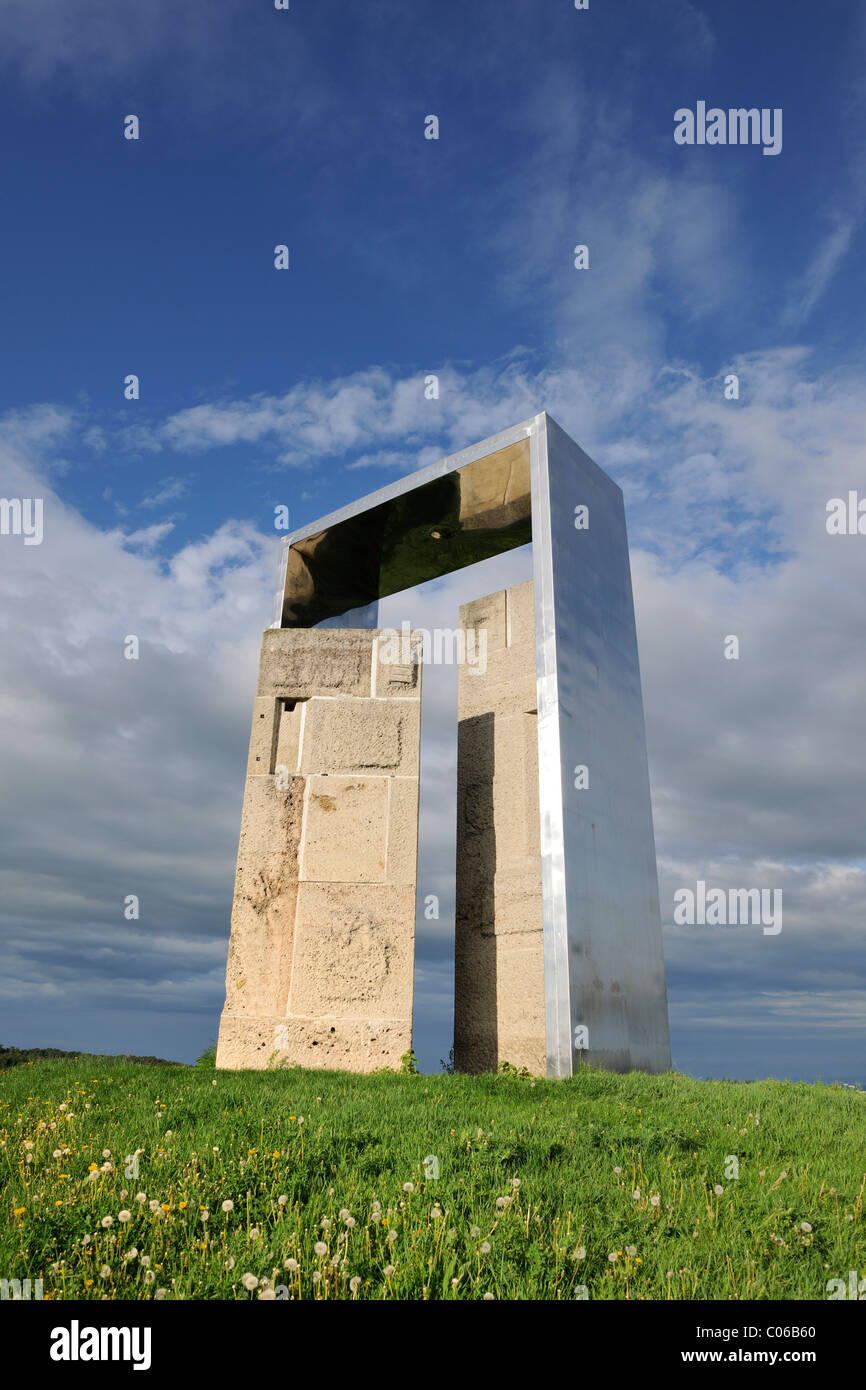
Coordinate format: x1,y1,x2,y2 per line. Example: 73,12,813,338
0,0,864,1081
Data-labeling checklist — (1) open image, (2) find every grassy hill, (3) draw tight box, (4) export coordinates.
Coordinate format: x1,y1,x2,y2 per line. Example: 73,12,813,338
1,1056,863,1300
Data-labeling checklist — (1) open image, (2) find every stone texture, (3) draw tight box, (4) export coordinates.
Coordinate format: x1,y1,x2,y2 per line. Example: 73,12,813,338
289,883,416,1017
301,776,388,884
217,626,421,1073
454,580,546,1076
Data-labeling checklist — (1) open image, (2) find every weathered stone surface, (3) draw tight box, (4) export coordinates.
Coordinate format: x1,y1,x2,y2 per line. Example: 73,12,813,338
301,776,388,883
217,627,422,1073
289,883,415,1017
246,697,280,776
386,777,421,884
373,631,423,697
454,581,545,1075
298,698,415,775
258,628,372,699
460,589,507,654
216,1014,411,1073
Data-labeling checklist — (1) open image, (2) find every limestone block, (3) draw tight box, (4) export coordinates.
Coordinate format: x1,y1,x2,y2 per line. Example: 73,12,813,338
373,630,423,697
288,883,415,1017
506,578,536,649
258,628,372,699
298,698,417,775
235,776,305,880
273,700,305,776
217,1014,411,1073
457,644,537,721
385,777,421,884
246,697,279,777
300,776,388,883
460,590,507,654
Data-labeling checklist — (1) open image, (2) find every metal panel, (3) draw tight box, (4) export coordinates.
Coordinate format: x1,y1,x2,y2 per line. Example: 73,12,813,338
543,417,671,1073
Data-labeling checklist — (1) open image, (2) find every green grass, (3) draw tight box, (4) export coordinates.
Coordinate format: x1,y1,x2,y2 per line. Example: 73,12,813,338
1,1058,863,1300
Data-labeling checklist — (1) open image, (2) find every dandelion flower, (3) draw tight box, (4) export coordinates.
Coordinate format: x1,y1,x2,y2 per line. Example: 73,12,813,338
118,1210,132,1223
483,1292,495,1300
800,1221,813,1233
278,1195,288,1207
713,1185,724,1196
480,1241,491,1255
402,1182,414,1193
284,1259,299,1272
135,1193,147,1204
613,1166,622,1175
221,1200,234,1212
155,1288,167,1300
101,1216,113,1228
241,1273,259,1291
102,1149,111,1158
349,1276,361,1292
384,1264,396,1277
144,1270,155,1284
650,1195,661,1207
387,1230,398,1244
259,1288,275,1300
225,1257,235,1271
470,1226,481,1238
99,1265,111,1278
496,1196,511,1209
312,1271,321,1284
345,1216,356,1228
52,1149,62,1158
314,1242,327,1256
625,1245,637,1257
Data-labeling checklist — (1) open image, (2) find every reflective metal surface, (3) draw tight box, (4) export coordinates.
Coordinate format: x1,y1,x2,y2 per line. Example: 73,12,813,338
276,438,531,628
274,414,671,1076
535,415,671,1075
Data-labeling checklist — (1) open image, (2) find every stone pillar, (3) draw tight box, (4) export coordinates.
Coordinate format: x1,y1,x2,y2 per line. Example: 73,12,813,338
454,580,546,1074
216,627,422,1071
